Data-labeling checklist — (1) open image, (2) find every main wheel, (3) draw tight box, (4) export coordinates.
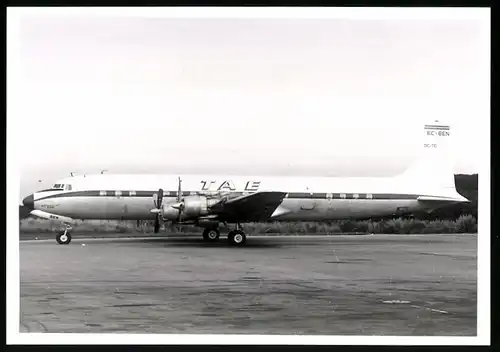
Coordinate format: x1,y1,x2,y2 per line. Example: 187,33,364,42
202,228,220,242
56,231,72,245
228,230,246,246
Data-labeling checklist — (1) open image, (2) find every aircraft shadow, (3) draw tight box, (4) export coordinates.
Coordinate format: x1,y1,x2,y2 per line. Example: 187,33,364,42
132,237,284,249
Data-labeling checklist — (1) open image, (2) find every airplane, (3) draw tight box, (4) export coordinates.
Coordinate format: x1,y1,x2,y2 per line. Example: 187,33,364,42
21,121,469,246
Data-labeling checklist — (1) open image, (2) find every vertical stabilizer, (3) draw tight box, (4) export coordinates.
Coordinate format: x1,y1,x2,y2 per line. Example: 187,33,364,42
397,121,459,197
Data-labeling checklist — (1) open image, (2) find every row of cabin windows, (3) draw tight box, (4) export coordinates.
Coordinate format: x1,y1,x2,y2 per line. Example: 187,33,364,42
99,191,136,196
53,184,72,191
93,191,375,199
327,193,373,199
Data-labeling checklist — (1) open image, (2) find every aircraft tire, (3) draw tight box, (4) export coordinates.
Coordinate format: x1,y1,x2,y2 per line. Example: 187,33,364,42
202,228,220,242
56,231,72,245
228,230,246,246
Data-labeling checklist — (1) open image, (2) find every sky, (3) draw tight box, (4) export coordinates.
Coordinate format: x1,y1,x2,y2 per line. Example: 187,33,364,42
9,8,490,199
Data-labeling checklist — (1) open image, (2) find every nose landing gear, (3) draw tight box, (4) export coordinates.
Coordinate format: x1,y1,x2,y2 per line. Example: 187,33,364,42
56,226,72,245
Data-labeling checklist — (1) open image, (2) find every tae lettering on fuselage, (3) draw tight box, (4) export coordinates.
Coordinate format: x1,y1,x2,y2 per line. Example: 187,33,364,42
200,180,261,192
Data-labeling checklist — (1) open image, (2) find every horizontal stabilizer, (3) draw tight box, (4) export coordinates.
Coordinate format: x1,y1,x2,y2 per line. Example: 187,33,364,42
417,195,469,203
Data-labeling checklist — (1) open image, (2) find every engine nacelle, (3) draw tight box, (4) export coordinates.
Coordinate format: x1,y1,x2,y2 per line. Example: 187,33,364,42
162,196,219,221
183,196,211,217
162,206,180,221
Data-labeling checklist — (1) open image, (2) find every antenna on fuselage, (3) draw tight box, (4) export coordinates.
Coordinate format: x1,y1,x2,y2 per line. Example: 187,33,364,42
101,169,108,174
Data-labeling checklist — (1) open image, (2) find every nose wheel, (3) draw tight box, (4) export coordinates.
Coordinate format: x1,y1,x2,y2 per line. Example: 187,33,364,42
56,229,72,245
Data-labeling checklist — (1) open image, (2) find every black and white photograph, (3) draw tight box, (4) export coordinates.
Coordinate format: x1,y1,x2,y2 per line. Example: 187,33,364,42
7,7,490,346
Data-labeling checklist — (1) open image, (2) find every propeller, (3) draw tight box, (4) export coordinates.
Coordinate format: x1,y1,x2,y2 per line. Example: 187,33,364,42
171,177,184,222
151,188,164,233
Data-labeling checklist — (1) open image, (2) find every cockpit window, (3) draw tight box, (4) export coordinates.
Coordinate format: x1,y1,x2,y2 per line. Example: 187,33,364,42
53,184,65,189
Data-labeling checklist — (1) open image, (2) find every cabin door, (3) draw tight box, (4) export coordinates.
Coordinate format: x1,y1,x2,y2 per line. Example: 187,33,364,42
300,187,316,211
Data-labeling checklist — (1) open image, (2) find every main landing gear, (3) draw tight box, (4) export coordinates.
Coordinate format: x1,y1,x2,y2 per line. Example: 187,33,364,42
227,229,246,246
226,223,247,246
201,224,247,246
56,226,72,245
202,228,220,242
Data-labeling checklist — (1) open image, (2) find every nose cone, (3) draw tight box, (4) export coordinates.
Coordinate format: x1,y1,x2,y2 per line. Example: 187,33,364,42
22,194,34,210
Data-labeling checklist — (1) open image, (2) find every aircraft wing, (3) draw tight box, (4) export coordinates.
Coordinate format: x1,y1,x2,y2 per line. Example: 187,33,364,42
211,191,287,222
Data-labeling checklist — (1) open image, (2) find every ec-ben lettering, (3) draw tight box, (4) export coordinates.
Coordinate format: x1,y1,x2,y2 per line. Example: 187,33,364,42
426,130,450,136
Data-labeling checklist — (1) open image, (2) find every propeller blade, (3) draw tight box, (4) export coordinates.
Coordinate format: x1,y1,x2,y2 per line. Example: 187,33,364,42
176,177,183,223
177,177,182,202
152,188,164,233
157,188,164,209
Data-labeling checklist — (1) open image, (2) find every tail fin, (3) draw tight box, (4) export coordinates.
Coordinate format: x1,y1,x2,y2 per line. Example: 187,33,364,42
397,121,462,198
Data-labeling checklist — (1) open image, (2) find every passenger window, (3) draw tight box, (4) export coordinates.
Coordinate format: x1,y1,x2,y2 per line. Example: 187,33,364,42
100,191,107,196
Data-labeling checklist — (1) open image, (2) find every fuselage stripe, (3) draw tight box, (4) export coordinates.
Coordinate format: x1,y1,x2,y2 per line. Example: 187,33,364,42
424,125,450,130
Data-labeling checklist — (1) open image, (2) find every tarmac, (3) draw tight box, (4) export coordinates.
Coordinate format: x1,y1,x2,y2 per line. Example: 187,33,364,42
19,234,477,335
